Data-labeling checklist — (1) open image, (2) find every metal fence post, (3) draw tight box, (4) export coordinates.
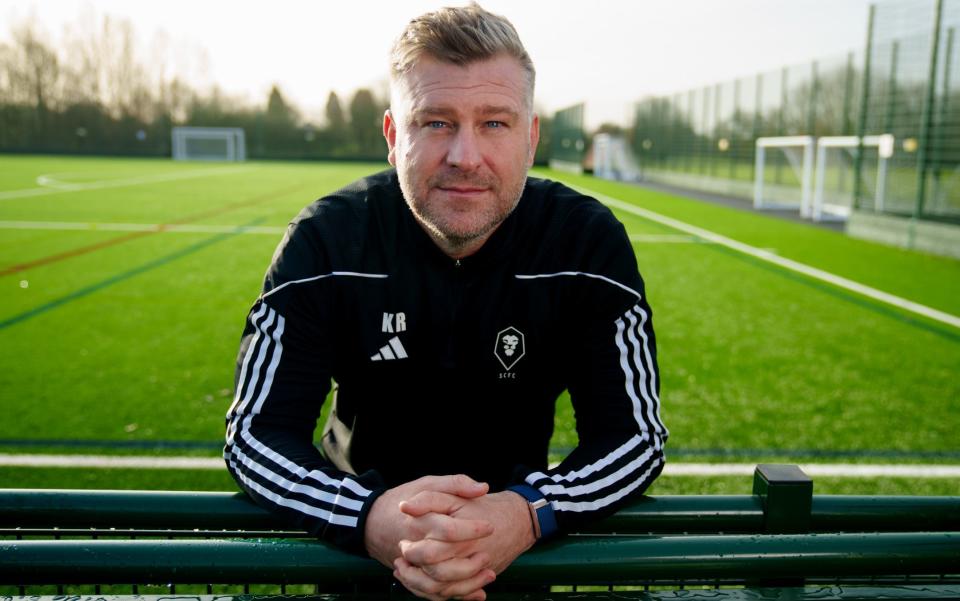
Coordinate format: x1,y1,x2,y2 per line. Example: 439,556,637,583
731,79,741,179
753,464,813,534
751,72,763,181
932,26,954,209
807,60,819,137
884,41,900,135
701,87,710,174
854,4,876,211
752,464,813,588
713,82,722,176
915,0,944,220
776,67,788,184
843,52,855,136
686,91,693,172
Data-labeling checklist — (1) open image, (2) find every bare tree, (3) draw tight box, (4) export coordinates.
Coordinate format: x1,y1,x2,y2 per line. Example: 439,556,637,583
4,20,61,111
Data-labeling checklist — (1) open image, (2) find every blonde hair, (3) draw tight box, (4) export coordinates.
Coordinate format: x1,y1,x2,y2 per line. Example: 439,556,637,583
389,3,535,111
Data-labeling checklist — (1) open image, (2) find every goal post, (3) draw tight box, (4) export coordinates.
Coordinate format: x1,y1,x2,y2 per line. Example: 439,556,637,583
813,134,894,222
172,127,247,162
754,136,815,217
592,133,642,182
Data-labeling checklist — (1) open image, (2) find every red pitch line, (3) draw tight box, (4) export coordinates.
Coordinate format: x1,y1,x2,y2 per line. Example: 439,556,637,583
0,184,303,277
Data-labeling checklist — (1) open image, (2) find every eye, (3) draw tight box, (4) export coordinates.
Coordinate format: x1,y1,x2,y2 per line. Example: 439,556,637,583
426,121,448,129
486,121,506,128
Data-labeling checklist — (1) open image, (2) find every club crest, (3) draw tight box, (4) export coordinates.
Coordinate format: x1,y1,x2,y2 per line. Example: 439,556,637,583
494,326,525,371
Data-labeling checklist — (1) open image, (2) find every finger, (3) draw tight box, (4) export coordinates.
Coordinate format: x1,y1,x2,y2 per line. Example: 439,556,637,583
400,535,489,570
438,567,496,599
395,558,495,601
394,558,448,599
400,491,467,517
420,552,491,583
459,589,487,601
405,512,493,542
417,474,489,499
401,538,460,566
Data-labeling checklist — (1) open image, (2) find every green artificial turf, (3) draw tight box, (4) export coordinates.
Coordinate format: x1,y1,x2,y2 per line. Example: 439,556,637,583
0,155,957,494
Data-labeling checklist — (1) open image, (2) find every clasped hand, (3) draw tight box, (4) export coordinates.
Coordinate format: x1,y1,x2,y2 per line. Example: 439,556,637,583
364,474,535,601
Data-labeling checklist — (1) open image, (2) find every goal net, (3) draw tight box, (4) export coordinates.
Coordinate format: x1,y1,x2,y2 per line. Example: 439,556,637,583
592,133,642,182
813,134,894,222
754,136,815,217
172,127,247,162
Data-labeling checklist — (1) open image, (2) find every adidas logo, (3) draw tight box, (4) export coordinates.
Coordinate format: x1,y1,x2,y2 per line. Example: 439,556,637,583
370,336,408,361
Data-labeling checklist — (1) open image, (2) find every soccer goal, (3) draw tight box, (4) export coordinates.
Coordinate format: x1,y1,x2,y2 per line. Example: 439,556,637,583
592,133,642,182
812,134,894,222
754,136,815,217
171,127,246,162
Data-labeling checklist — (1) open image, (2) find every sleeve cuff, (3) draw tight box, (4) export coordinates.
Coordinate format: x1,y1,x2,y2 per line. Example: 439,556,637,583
316,469,387,556
506,483,558,540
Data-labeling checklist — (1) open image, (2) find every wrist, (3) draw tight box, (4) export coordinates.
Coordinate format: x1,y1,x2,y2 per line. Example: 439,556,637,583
506,484,558,541
363,488,400,567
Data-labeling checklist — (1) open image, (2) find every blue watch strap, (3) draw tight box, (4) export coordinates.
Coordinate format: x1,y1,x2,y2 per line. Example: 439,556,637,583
507,484,558,539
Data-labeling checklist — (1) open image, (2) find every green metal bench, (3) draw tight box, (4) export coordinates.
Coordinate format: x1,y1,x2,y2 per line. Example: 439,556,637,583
0,464,958,600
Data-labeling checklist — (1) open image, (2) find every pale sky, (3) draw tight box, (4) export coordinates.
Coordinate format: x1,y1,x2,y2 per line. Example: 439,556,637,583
2,0,873,128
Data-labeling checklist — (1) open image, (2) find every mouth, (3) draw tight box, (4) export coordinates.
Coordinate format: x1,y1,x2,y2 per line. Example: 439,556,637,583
438,186,488,194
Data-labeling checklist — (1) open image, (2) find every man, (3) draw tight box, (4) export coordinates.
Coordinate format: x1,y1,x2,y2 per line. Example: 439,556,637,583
225,4,667,600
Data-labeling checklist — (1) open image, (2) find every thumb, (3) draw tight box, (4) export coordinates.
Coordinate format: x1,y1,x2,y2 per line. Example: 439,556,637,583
425,473,489,499
399,490,467,517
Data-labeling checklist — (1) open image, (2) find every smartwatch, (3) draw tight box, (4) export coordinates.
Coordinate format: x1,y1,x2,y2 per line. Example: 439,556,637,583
507,484,558,540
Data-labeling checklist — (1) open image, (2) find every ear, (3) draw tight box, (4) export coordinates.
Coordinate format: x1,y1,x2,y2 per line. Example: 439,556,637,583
383,109,397,166
527,113,540,167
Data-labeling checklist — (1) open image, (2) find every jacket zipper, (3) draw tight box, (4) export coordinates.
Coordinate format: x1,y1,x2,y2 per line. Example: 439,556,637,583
445,259,464,367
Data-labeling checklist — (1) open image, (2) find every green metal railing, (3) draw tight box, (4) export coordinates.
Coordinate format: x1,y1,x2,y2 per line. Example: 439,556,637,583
2,489,958,535
2,533,957,586
0,465,958,597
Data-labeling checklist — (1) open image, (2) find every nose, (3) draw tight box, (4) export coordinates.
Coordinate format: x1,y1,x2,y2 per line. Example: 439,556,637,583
446,127,482,171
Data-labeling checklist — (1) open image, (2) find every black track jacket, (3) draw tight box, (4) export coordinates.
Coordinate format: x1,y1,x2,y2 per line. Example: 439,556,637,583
225,169,668,554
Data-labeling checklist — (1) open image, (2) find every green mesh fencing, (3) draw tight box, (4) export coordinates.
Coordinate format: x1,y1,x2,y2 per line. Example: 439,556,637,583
860,0,960,220
549,103,586,169
632,51,863,200
629,0,958,224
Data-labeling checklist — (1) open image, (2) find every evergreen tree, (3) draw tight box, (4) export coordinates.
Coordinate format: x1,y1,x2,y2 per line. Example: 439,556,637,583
349,88,384,159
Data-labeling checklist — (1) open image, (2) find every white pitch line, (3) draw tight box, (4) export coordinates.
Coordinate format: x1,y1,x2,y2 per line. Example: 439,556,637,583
574,184,960,330
0,454,224,470
0,220,285,235
629,234,707,244
0,165,253,201
2,454,958,478
664,462,960,479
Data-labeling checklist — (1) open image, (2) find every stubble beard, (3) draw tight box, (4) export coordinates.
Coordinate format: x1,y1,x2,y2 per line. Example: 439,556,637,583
400,167,527,255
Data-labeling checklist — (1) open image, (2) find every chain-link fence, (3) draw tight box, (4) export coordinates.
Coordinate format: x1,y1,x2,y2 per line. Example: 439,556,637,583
613,0,959,224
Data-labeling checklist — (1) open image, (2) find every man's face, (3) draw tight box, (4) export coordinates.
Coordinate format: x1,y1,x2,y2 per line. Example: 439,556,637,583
384,54,539,257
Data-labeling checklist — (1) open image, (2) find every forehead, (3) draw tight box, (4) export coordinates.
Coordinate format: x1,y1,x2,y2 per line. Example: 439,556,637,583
394,54,528,114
